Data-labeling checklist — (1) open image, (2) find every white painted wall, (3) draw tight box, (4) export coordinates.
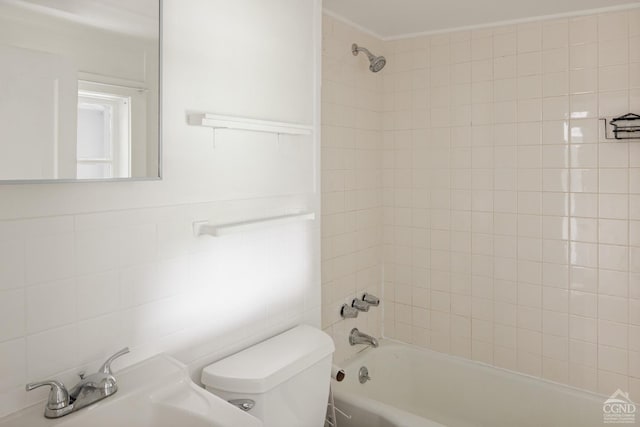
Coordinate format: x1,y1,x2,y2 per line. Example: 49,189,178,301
0,0,321,417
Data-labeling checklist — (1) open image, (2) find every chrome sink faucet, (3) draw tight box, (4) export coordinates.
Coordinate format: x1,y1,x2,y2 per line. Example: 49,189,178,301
26,347,130,418
349,328,379,348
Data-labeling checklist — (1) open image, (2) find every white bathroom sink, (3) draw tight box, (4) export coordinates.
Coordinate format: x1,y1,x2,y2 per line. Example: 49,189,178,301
0,355,262,427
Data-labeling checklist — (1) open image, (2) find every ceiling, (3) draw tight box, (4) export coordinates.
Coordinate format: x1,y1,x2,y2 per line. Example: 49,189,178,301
323,0,640,39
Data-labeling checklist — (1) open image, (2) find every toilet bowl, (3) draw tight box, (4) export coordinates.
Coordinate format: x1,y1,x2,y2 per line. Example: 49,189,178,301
201,325,335,427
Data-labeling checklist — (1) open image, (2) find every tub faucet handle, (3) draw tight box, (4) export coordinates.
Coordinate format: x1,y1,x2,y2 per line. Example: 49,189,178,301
352,298,370,312
340,304,359,318
362,293,380,306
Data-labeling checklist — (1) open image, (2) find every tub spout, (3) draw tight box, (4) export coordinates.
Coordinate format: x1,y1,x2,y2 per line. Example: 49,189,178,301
349,328,379,348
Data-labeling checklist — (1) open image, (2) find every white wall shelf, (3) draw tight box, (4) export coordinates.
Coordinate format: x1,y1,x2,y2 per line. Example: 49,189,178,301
188,113,313,135
193,212,316,237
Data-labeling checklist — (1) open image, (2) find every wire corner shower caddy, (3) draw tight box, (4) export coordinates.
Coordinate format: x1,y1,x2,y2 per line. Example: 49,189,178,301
601,113,640,141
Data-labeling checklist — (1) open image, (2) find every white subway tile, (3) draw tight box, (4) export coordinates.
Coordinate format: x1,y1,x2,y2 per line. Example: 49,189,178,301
599,219,629,245
543,287,569,313
569,43,598,70
0,289,24,342
570,169,598,193
543,72,569,97
570,315,597,342
0,339,26,393
570,69,598,94
75,314,125,366
599,90,630,117
518,24,542,53
494,33,517,57
75,229,119,276
570,266,598,293
26,279,76,334
598,12,629,42
598,295,629,324
599,65,629,92
570,242,598,268
569,16,598,45
543,20,569,50
24,233,74,285
599,195,629,220
77,272,119,321
543,97,570,120
598,344,628,375
569,119,598,143
518,52,542,76
570,144,598,168
27,325,78,380
0,240,24,291
599,270,629,297
570,93,598,119
543,48,569,73
570,193,598,217
542,310,569,340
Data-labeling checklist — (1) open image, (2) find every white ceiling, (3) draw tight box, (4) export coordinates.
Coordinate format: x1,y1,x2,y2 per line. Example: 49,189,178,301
323,0,640,39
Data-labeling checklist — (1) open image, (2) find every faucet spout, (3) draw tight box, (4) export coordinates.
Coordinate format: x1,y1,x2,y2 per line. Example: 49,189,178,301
69,347,129,405
349,328,379,348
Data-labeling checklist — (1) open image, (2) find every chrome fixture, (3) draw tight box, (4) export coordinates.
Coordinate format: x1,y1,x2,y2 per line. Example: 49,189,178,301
26,347,130,418
341,303,359,319
352,43,386,73
229,399,255,412
362,293,380,307
358,366,371,384
349,328,379,348
351,298,370,312
25,380,70,418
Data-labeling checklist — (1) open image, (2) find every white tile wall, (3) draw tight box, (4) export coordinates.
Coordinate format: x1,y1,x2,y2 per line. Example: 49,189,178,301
380,8,640,396
0,0,322,418
322,6,640,397
321,15,384,362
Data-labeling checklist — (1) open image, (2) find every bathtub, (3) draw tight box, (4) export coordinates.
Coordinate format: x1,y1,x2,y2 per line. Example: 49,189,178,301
331,340,608,427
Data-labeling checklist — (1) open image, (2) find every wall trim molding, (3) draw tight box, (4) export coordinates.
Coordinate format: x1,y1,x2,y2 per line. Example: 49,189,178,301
323,2,640,42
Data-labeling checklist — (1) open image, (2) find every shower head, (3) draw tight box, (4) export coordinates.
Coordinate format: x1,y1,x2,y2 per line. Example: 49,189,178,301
352,43,386,73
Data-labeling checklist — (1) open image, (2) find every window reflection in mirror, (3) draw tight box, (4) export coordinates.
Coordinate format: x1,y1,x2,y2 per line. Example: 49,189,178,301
0,0,160,182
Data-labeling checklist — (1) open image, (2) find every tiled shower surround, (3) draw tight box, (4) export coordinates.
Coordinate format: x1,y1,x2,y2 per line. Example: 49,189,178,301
322,8,640,396
321,15,384,362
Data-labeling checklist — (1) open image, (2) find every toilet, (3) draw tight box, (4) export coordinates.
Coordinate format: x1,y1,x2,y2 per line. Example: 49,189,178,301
201,325,335,427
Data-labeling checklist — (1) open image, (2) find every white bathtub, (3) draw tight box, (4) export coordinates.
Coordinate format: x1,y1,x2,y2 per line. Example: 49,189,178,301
332,340,607,427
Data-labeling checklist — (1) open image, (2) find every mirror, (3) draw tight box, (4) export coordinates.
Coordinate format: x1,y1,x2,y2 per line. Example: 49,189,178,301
0,0,161,182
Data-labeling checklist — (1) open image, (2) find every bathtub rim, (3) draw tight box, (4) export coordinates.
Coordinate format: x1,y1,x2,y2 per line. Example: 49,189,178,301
334,337,611,403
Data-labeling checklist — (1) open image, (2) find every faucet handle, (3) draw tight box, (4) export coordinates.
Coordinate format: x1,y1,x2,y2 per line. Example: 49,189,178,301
352,298,370,312
99,347,130,375
340,304,359,318
362,293,380,306
25,380,69,410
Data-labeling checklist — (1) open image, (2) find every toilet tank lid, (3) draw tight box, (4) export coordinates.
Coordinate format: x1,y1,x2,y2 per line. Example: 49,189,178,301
201,325,335,394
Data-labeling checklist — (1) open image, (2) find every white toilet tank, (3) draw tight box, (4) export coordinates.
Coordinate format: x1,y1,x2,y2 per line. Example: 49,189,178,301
201,325,335,427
